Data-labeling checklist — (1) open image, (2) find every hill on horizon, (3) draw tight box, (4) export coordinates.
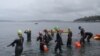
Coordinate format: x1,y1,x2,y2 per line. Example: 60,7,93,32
74,16,100,22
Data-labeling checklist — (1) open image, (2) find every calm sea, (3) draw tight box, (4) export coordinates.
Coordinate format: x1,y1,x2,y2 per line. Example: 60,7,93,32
0,22,100,56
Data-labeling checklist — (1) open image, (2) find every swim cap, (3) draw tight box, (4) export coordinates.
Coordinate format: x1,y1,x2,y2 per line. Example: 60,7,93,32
39,32,42,35
44,29,48,32
18,30,22,35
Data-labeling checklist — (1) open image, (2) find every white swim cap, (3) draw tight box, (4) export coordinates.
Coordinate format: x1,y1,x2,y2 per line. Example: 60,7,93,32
18,30,22,35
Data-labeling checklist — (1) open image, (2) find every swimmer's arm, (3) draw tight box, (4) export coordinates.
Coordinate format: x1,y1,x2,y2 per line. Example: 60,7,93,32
24,31,28,34
37,37,40,41
55,35,57,42
7,40,17,47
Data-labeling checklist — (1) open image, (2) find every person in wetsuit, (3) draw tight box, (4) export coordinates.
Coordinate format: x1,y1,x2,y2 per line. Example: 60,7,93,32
84,32,93,42
67,28,73,47
78,26,85,44
37,32,45,52
24,29,31,42
43,29,52,46
50,29,54,37
54,30,63,53
7,30,24,56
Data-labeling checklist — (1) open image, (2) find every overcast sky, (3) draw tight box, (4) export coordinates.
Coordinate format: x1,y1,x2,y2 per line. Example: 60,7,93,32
0,0,100,21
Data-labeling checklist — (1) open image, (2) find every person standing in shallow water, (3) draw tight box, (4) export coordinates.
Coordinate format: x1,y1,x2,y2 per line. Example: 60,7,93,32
37,32,45,52
54,30,63,53
43,29,52,46
50,29,54,37
67,28,73,47
78,26,85,45
24,29,31,42
7,30,24,56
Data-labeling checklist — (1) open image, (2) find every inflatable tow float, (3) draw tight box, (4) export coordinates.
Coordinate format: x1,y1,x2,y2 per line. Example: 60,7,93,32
44,45,48,52
94,34,100,40
74,41,81,48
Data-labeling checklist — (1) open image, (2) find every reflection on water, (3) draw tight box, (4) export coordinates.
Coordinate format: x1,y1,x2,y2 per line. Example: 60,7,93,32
78,46,86,56
55,53,62,56
66,47,73,56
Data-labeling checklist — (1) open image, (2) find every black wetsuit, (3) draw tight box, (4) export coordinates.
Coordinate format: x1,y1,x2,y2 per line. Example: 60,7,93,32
24,31,31,42
79,28,85,44
48,34,52,41
44,34,52,46
51,31,54,37
8,37,24,56
37,36,45,52
67,31,72,47
84,32,93,42
55,32,63,53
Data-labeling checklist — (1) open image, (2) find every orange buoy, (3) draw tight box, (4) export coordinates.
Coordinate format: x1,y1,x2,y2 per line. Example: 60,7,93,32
74,42,81,48
44,45,48,52
94,36,100,40
96,34,100,37
94,34,100,40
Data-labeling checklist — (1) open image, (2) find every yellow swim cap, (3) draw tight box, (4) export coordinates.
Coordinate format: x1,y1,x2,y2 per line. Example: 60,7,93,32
18,30,22,35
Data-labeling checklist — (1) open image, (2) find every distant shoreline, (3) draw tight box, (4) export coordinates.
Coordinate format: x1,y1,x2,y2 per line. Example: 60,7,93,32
0,21,100,23
74,15,100,22
0,20,100,23
0,20,72,23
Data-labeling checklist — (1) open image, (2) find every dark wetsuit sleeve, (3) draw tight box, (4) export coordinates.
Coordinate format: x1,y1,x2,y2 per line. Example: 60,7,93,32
48,34,52,40
24,31,27,34
37,37,40,41
9,40,17,47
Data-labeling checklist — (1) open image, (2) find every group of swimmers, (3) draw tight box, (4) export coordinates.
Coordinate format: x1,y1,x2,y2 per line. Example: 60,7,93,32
7,26,93,56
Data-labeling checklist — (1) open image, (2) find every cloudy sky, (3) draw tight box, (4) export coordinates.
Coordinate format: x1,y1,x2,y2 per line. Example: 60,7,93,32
0,0,100,21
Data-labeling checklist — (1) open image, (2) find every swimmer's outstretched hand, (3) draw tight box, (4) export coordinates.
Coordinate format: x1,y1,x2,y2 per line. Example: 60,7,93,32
7,45,10,47
7,45,14,47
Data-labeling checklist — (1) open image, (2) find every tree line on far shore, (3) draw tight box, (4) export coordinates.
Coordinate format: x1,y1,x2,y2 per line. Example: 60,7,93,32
74,15,100,22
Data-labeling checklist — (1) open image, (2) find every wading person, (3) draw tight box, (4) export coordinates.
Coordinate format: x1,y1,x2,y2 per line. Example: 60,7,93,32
54,30,63,53
67,28,73,47
24,29,31,42
43,29,52,46
84,32,93,42
50,29,54,37
37,32,45,52
7,30,24,56
78,26,85,45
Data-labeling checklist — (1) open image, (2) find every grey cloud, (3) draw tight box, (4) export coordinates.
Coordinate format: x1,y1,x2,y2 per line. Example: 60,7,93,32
0,0,100,21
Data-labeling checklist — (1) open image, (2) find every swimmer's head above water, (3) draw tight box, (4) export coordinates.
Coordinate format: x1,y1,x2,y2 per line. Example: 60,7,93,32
18,30,23,38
